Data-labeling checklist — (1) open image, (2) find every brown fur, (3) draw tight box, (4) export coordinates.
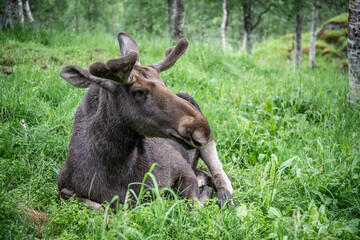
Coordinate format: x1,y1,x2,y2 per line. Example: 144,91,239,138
57,33,216,208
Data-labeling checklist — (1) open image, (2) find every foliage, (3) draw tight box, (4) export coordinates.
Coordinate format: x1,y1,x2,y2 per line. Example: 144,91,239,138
0,0,349,49
0,26,359,239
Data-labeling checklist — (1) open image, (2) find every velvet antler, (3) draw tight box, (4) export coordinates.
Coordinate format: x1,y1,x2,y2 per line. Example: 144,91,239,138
89,51,138,84
149,38,189,73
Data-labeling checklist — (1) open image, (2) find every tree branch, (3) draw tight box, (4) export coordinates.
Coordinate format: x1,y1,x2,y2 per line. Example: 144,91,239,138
252,3,272,30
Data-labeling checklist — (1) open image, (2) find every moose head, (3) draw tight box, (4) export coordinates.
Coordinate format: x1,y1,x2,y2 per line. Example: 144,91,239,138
60,33,212,150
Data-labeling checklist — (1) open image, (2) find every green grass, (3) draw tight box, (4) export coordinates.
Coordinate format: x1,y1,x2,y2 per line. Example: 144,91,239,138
1,27,359,239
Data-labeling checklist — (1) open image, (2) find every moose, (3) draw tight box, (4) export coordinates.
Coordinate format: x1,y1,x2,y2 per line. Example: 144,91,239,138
58,33,233,209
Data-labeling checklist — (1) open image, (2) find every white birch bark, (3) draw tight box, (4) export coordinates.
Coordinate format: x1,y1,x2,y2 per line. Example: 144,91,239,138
173,0,185,40
348,0,360,103
309,0,318,68
23,0,35,24
221,0,227,53
3,0,35,28
168,0,176,39
17,0,24,26
3,0,14,29
240,30,247,53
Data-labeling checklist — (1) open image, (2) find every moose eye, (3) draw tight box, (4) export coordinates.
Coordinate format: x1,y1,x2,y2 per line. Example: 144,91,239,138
132,90,146,99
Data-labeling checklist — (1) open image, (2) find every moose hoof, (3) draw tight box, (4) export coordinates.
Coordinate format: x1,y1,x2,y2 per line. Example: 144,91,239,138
217,188,235,208
201,185,213,197
59,188,75,200
198,185,214,205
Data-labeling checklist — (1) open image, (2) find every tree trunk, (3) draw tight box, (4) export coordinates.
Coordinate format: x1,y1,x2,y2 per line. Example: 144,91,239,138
17,0,24,27
243,3,253,55
3,0,35,29
23,0,35,24
221,0,227,52
3,0,15,29
242,2,271,55
309,0,318,68
173,0,185,40
246,30,253,55
240,30,247,53
295,10,303,71
168,0,176,39
348,0,360,103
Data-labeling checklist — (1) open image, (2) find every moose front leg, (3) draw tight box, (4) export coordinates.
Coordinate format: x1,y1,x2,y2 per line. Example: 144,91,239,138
175,92,234,206
199,140,234,207
175,172,213,206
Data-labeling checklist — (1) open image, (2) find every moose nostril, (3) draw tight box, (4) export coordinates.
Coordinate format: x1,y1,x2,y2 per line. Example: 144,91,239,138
191,129,209,147
178,119,212,148
191,137,203,148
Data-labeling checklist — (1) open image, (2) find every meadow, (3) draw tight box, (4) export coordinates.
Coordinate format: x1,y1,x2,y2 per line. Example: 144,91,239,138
0,28,359,239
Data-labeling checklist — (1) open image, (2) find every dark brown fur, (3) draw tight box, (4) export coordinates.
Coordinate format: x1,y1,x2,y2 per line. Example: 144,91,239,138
57,33,218,208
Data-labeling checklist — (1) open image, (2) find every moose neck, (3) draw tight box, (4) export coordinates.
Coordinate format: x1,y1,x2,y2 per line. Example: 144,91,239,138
87,87,143,169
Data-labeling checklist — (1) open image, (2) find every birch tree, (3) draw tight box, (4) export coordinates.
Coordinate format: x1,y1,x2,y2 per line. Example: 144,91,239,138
221,0,228,52
3,0,19,29
23,0,35,24
2,0,35,29
348,0,360,103
3,0,15,29
168,0,176,38
17,0,25,27
168,0,185,40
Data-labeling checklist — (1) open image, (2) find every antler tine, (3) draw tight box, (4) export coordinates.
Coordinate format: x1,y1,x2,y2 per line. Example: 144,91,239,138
89,62,109,77
89,61,122,83
89,51,138,84
107,51,138,83
149,38,189,73
165,47,175,57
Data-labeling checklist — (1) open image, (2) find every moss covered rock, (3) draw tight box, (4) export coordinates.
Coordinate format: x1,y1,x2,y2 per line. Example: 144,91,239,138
317,13,348,52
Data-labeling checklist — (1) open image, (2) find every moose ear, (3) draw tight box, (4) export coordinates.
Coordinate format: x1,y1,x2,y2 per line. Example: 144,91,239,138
60,65,91,88
60,65,117,92
118,32,140,65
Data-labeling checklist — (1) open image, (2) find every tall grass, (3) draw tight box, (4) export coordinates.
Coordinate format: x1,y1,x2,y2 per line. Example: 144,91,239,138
0,28,359,239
